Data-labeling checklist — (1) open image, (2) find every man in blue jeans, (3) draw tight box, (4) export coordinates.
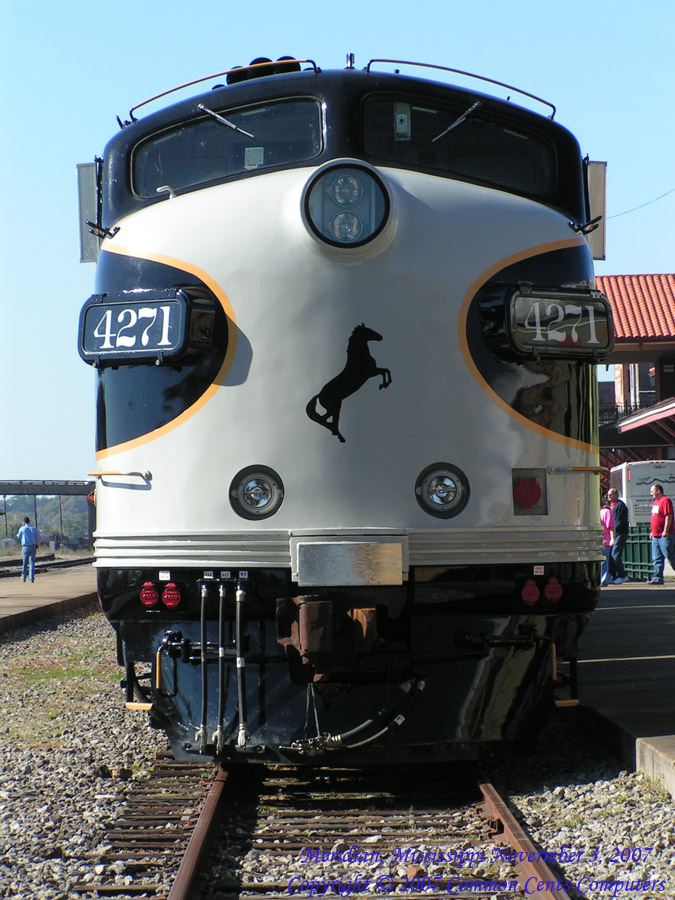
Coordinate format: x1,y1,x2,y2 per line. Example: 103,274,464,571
649,483,675,585
17,516,40,583
608,487,629,583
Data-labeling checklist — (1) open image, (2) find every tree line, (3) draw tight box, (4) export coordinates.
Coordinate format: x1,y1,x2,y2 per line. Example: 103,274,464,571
1,494,92,546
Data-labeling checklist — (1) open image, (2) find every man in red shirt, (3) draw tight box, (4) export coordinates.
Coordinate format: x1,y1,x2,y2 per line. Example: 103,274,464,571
649,483,675,584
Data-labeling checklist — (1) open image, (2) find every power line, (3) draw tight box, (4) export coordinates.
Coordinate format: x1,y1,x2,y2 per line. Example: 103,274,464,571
607,186,675,219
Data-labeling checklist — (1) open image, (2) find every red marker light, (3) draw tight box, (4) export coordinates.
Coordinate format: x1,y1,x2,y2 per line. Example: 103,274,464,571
162,583,181,608
140,582,159,607
513,477,542,509
544,577,563,603
521,579,540,605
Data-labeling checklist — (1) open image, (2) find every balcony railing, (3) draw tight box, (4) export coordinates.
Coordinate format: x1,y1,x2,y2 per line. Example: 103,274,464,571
599,399,656,426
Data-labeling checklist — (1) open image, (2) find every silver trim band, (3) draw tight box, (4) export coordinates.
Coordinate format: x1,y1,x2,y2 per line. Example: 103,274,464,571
92,526,602,569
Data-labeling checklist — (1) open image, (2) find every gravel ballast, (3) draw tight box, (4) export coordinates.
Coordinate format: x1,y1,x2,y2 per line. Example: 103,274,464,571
0,605,673,899
0,605,167,899
490,719,675,898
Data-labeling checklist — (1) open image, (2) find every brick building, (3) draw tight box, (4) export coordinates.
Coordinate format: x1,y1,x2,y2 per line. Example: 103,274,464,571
596,274,675,472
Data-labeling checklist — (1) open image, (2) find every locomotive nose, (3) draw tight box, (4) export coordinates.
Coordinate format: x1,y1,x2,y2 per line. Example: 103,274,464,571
301,160,395,253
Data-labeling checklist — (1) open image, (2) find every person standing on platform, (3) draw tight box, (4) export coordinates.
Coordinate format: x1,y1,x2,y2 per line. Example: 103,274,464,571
608,487,630,583
648,483,675,585
17,516,40,583
600,499,615,587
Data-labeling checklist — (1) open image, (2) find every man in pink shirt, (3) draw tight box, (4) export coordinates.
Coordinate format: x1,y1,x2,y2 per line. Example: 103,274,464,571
600,500,615,587
649,483,675,585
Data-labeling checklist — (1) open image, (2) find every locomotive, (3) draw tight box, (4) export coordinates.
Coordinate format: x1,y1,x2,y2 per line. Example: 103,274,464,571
78,56,612,764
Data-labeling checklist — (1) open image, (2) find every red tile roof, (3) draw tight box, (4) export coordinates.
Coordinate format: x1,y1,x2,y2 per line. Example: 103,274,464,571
596,274,675,341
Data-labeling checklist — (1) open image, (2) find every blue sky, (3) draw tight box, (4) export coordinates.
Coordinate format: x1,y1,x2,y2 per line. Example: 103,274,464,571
1,0,673,479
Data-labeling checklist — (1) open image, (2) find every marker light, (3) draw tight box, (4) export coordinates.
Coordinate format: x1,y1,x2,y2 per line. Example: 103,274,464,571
162,583,182,608
544,577,563,603
521,579,540,605
512,469,548,516
229,465,285,520
304,164,389,247
414,463,470,519
140,582,160,607
513,477,542,508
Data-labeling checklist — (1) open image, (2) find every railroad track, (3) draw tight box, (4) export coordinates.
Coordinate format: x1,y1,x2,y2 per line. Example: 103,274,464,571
72,761,575,900
0,555,94,578
72,753,217,898
201,767,573,900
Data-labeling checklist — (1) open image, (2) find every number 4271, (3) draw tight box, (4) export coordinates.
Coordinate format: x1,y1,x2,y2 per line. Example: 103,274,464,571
522,301,600,345
93,305,172,349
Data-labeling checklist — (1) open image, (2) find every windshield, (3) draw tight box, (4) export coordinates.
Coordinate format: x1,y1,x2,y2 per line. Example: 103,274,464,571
362,95,555,197
132,97,322,197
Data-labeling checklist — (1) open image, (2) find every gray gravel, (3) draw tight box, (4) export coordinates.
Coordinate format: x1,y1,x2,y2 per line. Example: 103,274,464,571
0,606,673,899
490,718,675,898
0,606,167,899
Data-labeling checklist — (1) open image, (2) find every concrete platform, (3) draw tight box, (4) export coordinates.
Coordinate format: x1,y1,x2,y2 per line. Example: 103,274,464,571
573,582,675,797
0,564,98,634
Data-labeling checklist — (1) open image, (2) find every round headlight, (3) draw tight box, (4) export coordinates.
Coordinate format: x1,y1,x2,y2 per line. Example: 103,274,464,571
229,466,284,520
304,164,389,248
331,212,362,242
415,463,470,519
330,174,363,206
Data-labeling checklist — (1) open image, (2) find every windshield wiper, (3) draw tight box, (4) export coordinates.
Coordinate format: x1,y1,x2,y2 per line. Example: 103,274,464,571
432,100,482,143
197,103,255,139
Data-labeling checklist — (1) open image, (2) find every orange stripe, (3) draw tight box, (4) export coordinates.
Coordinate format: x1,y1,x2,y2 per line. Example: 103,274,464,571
99,237,595,457
457,236,599,454
95,243,237,459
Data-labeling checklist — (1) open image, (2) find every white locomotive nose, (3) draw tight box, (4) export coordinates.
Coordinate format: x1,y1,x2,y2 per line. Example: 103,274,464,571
301,160,395,252
82,57,609,766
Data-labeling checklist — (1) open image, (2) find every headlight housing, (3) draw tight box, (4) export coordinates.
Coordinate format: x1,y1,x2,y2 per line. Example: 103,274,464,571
303,163,389,248
415,463,470,519
229,466,284,520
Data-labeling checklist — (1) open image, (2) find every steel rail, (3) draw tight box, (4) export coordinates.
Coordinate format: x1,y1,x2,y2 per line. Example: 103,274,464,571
167,765,229,900
479,781,574,900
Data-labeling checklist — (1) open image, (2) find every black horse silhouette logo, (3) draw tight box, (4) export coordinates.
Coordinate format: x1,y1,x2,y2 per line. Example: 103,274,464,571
306,323,392,442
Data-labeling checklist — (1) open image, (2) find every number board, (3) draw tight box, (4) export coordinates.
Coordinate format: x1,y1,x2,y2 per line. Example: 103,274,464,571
508,289,613,358
78,289,213,365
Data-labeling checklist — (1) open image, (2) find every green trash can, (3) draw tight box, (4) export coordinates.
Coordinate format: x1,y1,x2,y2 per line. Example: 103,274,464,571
623,525,651,581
